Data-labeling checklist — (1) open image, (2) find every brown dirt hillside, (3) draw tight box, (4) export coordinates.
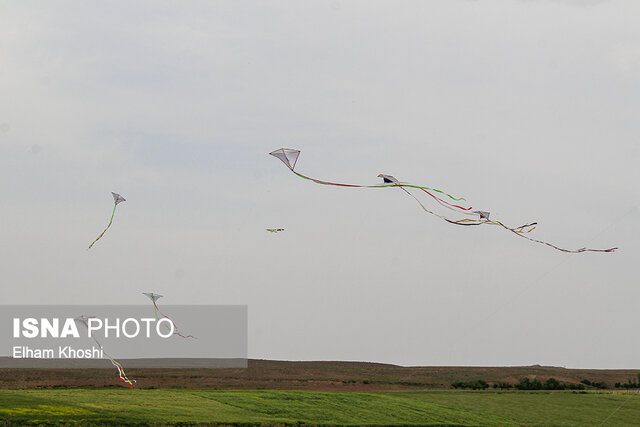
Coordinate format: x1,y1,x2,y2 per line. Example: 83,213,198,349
0,359,637,390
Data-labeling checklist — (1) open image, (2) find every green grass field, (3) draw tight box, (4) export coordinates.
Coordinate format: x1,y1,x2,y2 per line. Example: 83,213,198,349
0,389,639,426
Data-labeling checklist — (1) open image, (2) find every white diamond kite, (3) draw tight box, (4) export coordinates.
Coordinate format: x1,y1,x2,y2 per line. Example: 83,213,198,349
142,292,163,303
112,192,126,205
269,148,300,171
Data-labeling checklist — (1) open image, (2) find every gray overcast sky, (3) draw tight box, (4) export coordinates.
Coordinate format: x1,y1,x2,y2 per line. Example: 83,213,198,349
1,0,638,368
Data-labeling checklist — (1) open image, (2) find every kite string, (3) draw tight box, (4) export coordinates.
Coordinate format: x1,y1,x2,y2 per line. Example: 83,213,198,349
598,393,636,426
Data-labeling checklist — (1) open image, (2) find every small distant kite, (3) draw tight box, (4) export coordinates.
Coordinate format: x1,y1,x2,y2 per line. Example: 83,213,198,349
143,292,195,339
266,228,285,233
269,148,617,253
88,192,126,249
74,315,135,388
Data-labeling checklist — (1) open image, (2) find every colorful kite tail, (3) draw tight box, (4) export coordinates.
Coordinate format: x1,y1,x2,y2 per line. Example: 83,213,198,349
153,302,196,339
88,204,117,249
292,171,472,211
90,335,135,387
494,221,618,253
415,187,472,212
425,186,467,201
109,357,135,388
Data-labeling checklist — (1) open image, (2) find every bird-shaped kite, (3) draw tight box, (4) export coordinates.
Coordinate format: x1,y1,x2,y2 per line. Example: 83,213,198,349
377,174,400,185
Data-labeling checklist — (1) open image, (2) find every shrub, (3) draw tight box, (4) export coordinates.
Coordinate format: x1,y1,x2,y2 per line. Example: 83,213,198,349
516,378,543,390
567,383,586,390
451,379,489,390
493,381,513,389
544,378,563,390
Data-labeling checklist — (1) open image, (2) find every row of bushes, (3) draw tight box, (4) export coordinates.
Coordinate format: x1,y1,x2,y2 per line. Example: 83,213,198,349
516,378,586,390
453,374,640,391
452,378,587,390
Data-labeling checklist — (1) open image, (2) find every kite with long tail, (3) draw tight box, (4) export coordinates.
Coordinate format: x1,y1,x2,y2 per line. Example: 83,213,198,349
269,148,617,253
143,293,195,339
88,192,126,249
74,315,136,388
